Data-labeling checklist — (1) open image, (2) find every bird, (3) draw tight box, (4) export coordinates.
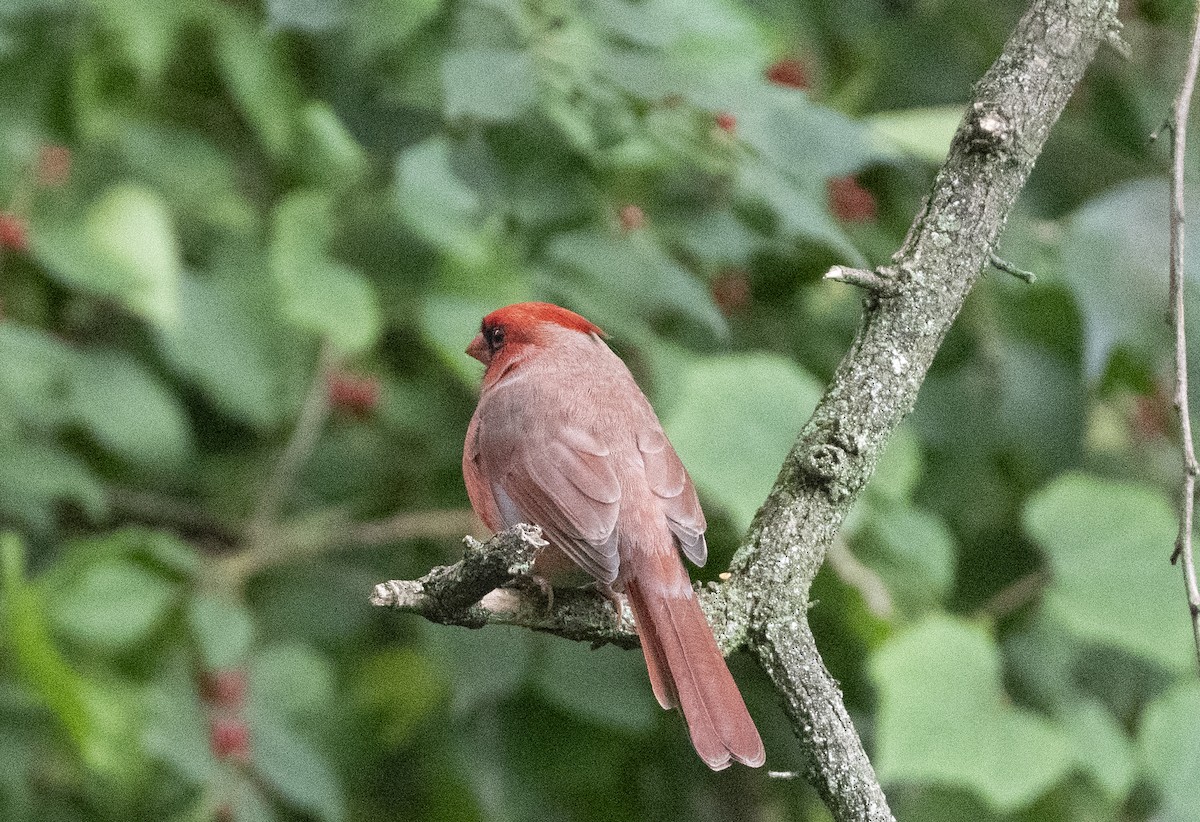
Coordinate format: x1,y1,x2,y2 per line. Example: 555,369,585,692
462,301,765,770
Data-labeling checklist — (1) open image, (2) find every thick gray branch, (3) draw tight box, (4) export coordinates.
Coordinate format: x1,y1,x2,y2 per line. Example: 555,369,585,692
714,1,1118,819
369,1,1116,819
371,525,640,648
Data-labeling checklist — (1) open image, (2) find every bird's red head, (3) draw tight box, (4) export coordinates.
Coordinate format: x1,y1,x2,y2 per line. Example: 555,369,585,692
466,302,606,367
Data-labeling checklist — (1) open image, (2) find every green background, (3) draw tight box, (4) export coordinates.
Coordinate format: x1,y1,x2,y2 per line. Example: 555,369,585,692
0,0,1198,820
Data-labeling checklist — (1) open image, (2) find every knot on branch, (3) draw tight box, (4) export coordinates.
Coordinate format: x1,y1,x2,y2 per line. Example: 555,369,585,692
965,101,1016,158
799,420,865,502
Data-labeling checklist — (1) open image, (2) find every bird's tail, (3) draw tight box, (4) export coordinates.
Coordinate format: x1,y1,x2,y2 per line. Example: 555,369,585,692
625,556,765,770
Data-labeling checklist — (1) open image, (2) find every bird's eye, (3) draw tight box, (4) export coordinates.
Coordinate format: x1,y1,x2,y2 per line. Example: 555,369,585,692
486,325,505,350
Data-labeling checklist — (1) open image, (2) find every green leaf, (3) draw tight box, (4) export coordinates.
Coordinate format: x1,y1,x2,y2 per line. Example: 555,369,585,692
0,321,78,432
1139,682,1200,821
143,663,216,783
736,161,865,264
249,703,346,822
32,184,183,329
270,190,381,354
1023,474,1193,671
90,0,193,82
299,102,368,188
106,120,258,235
853,506,956,618
353,648,445,746
50,560,177,652
208,5,302,160
868,105,964,164
1,533,94,758
1054,179,1200,377
157,269,300,430
395,136,486,259
0,439,106,529
547,228,728,338
663,353,823,531
1059,701,1135,800
442,49,538,122
71,352,192,468
871,615,1073,811
425,622,530,715
345,0,443,63
533,636,659,732
187,594,255,669
865,424,923,506
250,643,335,719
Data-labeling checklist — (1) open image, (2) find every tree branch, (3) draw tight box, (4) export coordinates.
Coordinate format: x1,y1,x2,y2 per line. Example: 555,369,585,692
716,4,1117,817
370,525,640,648
369,1,1117,818
1167,0,1200,673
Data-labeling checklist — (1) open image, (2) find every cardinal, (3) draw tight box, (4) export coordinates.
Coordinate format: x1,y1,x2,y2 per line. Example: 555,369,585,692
462,301,765,770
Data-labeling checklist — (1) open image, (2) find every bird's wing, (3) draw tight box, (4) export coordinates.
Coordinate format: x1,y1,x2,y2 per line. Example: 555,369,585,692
498,423,622,585
638,427,708,566
463,411,505,532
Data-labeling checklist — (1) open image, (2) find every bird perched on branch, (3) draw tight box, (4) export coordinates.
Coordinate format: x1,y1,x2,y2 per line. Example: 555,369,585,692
462,301,764,770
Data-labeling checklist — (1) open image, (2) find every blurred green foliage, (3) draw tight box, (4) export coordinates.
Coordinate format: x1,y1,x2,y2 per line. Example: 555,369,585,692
0,0,1196,820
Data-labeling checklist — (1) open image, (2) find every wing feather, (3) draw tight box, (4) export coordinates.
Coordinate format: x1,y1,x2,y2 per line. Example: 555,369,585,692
495,427,622,584
638,428,708,566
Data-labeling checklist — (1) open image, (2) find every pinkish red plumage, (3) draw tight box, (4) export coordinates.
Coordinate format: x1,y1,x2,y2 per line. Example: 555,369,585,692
463,302,765,770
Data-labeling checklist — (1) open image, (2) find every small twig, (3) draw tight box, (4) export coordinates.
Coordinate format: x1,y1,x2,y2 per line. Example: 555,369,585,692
1167,0,1200,673
974,570,1046,620
350,509,482,546
106,488,240,546
248,340,336,536
826,539,893,618
824,265,900,295
988,252,1037,283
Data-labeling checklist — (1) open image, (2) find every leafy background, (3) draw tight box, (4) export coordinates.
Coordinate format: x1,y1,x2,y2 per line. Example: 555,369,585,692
0,0,1197,820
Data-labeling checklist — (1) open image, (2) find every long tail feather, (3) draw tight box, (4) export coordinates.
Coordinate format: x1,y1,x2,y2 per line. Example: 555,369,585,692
626,571,765,770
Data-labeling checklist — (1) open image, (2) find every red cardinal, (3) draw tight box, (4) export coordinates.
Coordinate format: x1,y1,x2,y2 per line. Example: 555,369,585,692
463,302,765,770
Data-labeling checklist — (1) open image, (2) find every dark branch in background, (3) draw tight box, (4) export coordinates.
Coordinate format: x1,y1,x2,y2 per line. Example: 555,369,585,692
371,2,1118,820
1166,0,1200,673
247,339,336,540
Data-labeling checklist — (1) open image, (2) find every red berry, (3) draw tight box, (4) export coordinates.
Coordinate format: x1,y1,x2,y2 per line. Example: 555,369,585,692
327,372,381,417
200,669,247,710
0,213,28,252
618,205,646,232
766,58,811,91
209,718,251,761
1131,384,1172,442
827,175,877,223
710,269,752,316
37,145,71,187
714,112,737,133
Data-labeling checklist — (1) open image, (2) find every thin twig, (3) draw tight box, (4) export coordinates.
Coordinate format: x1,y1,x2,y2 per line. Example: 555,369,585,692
824,265,900,295
248,340,336,536
1167,0,1200,673
974,570,1046,621
988,252,1037,283
826,539,893,618
106,488,241,545
350,509,482,546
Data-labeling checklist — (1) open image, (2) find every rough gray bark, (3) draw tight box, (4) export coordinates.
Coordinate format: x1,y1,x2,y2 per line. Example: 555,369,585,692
371,1,1120,819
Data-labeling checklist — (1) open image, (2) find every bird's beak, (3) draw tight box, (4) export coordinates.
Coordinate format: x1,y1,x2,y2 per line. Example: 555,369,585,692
466,332,489,364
